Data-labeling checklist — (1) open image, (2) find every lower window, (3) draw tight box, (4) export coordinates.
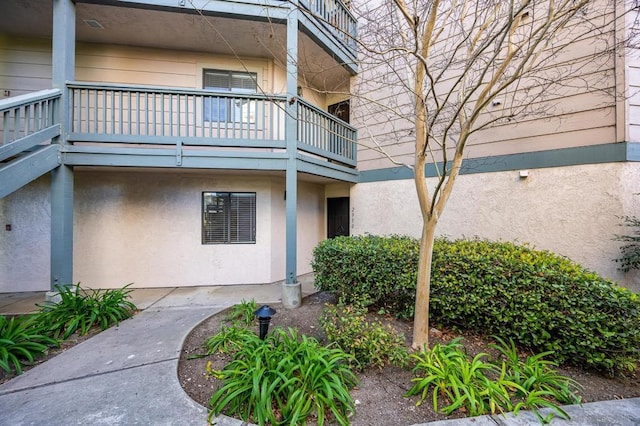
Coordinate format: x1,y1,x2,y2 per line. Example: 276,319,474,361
202,192,256,244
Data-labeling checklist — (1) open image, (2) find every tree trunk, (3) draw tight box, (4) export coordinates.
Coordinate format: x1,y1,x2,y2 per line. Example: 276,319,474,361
411,216,438,349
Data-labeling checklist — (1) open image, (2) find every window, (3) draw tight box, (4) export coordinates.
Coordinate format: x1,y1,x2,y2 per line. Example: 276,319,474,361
202,192,256,244
203,69,258,123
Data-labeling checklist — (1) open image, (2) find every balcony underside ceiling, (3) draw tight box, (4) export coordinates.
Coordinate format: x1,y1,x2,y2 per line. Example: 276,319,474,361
0,0,353,91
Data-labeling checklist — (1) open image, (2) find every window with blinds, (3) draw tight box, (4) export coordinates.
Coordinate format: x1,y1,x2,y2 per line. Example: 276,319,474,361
202,192,256,244
203,69,258,123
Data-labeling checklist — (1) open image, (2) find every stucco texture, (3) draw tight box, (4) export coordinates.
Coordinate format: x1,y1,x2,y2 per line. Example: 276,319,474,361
351,162,640,291
0,171,325,292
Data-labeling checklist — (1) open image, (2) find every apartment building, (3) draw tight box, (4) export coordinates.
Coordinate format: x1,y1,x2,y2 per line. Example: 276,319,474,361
0,0,357,304
1,0,638,295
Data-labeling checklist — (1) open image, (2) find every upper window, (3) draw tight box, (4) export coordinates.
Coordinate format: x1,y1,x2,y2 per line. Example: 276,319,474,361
202,192,256,244
203,69,258,123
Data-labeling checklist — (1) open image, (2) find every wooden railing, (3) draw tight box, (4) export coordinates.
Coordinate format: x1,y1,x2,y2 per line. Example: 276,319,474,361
0,89,61,162
68,83,287,148
299,0,357,54
69,82,356,165
298,98,356,166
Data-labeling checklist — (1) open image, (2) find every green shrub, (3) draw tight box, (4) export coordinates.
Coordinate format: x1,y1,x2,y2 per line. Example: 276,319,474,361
208,327,357,426
0,315,59,375
38,283,137,339
430,239,640,373
406,337,580,422
312,235,418,315
313,236,640,373
319,304,408,370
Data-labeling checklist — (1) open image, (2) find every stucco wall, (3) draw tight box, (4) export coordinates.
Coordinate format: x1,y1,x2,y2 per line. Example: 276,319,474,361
0,176,51,292
351,162,640,291
0,170,326,292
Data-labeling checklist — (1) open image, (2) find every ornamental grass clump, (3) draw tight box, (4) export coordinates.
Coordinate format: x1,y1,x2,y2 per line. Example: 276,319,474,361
224,298,258,326
0,315,59,375
406,337,581,423
207,327,357,426
37,283,137,339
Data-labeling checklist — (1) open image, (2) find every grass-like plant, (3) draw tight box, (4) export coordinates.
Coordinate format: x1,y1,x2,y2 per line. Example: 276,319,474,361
38,283,137,339
0,315,59,375
406,338,580,422
203,324,258,355
491,337,581,422
320,303,408,370
224,298,258,326
406,338,506,416
208,327,357,426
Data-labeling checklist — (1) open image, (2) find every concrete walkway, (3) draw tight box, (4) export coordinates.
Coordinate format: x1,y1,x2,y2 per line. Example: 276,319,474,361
1,278,640,425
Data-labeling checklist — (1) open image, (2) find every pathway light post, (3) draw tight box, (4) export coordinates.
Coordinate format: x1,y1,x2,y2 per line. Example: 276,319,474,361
254,305,276,340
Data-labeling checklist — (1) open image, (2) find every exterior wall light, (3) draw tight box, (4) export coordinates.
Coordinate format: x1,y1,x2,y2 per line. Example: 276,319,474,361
254,305,277,340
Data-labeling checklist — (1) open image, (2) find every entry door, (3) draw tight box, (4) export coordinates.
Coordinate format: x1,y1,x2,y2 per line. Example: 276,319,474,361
327,197,350,238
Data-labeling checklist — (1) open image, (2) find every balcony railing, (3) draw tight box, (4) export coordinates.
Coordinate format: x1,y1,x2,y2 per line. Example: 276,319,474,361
69,82,287,149
0,89,61,162
68,82,356,165
299,0,357,54
298,99,356,166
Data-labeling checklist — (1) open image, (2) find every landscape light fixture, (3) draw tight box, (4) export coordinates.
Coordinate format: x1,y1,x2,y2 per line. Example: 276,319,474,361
254,305,276,340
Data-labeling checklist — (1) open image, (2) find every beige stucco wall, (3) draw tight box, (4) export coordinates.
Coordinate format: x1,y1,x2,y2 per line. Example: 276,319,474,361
0,170,325,292
0,176,51,292
351,162,640,291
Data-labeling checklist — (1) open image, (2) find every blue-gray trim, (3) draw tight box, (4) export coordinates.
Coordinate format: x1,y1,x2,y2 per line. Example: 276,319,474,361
285,3,299,286
298,141,357,167
80,0,290,22
0,146,60,199
50,0,75,291
297,153,358,182
50,165,74,289
0,125,61,162
358,142,640,183
628,142,640,161
62,147,289,169
68,133,287,149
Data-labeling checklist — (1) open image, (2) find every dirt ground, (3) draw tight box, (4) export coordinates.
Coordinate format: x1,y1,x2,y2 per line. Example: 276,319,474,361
178,292,640,426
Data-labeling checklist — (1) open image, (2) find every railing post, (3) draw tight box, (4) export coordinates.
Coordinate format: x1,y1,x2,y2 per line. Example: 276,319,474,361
50,0,75,292
283,0,302,309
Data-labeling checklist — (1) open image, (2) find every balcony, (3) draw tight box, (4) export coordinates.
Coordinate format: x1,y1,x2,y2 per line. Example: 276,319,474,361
0,83,357,197
66,82,356,165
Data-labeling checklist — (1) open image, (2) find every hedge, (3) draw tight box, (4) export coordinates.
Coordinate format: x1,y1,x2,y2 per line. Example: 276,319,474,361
312,235,640,373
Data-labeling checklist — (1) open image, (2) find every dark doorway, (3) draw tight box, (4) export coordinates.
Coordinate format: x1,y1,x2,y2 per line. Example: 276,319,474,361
328,100,350,123
327,197,350,238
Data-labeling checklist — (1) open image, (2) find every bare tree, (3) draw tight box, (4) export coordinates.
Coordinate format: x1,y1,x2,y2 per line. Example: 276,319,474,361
350,0,639,349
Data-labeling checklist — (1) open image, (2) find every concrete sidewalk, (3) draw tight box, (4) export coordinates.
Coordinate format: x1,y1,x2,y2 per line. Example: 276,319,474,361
1,278,640,425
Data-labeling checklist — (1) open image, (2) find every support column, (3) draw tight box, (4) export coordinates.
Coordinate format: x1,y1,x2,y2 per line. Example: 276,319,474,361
282,2,301,309
50,0,75,291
